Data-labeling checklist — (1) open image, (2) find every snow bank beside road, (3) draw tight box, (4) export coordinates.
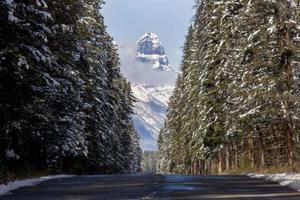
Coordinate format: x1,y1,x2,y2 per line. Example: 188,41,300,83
0,175,74,196
247,173,300,191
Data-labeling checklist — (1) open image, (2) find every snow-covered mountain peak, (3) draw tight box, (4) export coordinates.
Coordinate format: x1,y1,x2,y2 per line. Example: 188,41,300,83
137,32,172,71
132,33,176,151
138,32,161,47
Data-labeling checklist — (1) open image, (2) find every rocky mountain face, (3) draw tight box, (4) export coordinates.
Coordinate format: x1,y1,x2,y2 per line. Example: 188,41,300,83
132,33,175,151
137,33,172,71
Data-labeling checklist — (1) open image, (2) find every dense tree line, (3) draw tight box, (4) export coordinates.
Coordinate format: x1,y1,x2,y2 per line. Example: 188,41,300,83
141,151,157,174
0,0,141,181
158,0,300,174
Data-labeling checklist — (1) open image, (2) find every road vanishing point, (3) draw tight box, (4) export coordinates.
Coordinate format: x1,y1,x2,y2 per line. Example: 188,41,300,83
1,175,300,200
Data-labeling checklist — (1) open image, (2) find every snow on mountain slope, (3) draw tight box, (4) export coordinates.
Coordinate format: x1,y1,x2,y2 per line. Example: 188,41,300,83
132,84,174,151
132,33,176,151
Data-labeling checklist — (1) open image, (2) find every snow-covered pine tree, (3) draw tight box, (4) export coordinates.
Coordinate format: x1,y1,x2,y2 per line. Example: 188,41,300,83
41,0,88,173
157,25,199,174
0,0,141,179
235,0,300,169
104,37,141,173
158,0,300,174
0,0,76,175
67,0,112,174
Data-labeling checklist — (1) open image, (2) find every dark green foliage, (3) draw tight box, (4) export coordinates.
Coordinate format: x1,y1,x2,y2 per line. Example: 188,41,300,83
0,0,141,180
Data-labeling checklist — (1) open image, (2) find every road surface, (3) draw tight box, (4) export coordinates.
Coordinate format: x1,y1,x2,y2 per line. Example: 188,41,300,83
1,175,300,199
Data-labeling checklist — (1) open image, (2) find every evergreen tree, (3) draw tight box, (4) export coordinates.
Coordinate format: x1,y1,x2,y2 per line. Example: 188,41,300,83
0,0,141,180
158,0,300,174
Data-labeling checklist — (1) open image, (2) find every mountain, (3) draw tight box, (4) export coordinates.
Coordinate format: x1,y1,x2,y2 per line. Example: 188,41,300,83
132,33,175,151
132,84,173,151
137,32,172,71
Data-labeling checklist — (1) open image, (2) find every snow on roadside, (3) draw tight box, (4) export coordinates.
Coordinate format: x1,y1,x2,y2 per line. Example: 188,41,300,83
247,173,300,192
0,175,74,196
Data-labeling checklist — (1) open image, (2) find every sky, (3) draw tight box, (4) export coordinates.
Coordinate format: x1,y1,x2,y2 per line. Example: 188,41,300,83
102,0,195,70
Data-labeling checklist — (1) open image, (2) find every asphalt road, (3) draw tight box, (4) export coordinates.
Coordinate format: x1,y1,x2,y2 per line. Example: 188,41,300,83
1,175,300,200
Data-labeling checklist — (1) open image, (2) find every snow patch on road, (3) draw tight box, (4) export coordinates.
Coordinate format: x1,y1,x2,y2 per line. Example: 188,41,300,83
0,175,74,196
247,173,300,191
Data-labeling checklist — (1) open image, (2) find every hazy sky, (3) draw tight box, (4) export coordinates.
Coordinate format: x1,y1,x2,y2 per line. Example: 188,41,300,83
102,0,195,69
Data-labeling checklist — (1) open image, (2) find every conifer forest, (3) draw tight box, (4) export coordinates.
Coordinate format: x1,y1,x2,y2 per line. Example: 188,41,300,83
158,0,300,175
0,0,141,181
2,0,300,187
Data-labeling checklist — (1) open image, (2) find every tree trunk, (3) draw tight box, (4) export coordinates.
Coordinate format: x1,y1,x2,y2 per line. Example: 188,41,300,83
196,160,200,175
212,159,216,174
241,137,244,168
225,145,230,171
258,132,265,168
282,100,294,166
218,151,222,174
205,160,208,175
199,160,204,175
287,130,293,166
205,159,211,175
280,9,294,167
248,130,255,168
193,161,197,175
234,142,238,169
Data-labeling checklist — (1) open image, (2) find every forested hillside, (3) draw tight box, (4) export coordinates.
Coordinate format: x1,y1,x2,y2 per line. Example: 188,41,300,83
158,0,300,174
0,0,141,181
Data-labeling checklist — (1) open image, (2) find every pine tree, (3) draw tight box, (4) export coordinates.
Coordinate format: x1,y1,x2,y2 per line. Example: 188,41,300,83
0,0,141,179
158,0,300,175
0,0,67,175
